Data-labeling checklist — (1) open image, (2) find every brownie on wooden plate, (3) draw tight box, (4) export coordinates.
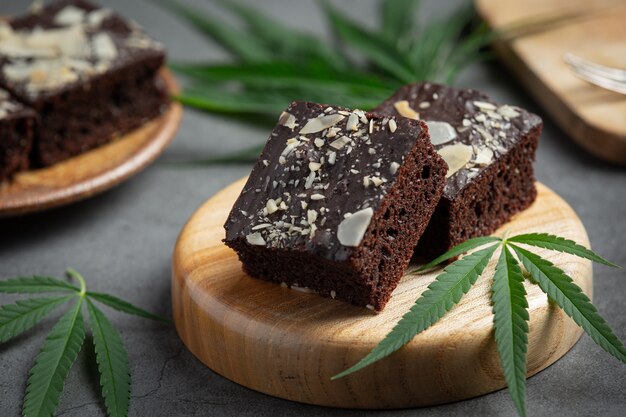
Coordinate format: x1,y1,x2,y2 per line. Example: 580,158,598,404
0,88,35,182
224,101,447,311
0,0,168,166
374,82,542,259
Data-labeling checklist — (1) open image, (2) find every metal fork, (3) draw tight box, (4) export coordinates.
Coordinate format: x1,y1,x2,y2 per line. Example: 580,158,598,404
564,53,626,95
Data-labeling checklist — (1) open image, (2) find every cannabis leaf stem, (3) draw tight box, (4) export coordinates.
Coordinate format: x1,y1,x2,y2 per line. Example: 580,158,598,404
0,269,168,417
332,243,499,379
333,233,623,417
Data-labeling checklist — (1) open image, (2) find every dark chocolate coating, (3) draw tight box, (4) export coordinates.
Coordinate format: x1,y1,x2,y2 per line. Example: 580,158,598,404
374,82,542,258
0,0,168,166
225,101,426,262
224,101,448,310
3,0,165,102
374,82,542,199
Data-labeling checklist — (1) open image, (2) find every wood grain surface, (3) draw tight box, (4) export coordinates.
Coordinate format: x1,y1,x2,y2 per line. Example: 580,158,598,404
0,69,182,216
171,178,593,409
475,0,626,164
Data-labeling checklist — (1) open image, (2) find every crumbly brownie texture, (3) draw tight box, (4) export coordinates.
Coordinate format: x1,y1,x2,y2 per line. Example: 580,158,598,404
224,101,447,311
0,89,35,182
374,82,542,259
0,0,168,166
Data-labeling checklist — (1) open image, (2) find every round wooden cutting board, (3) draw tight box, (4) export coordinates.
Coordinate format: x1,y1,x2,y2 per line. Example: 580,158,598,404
172,178,592,409
0,69,182,217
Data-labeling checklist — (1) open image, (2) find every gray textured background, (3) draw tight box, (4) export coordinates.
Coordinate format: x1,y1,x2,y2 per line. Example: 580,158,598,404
1,0,625,416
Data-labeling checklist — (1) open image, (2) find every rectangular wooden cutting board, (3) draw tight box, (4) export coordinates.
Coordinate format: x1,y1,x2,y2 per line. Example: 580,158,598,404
474,0,626,164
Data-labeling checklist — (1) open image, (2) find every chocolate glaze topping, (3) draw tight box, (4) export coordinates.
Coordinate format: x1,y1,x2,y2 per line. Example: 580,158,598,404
0,0,164,102
374,82,542,199
224,101,426,262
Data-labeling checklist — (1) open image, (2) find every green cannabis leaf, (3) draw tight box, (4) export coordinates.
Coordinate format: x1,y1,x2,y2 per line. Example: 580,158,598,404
23,298,86,417
0,269,170,417
333,233,624,417
0,276,79,294
159,0,489,165
160,0,597,166
87,299,131,417
491,246,529,417
332,242,499,379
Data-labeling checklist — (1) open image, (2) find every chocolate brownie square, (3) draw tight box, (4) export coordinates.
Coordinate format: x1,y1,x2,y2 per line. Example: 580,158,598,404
374,82,542,259
0,88,35,182
224,101,447,311
0,0,168,166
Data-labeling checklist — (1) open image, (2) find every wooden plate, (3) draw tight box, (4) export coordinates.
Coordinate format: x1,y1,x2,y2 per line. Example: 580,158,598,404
172,178,592,409
0,69,182,216
475,0,626,164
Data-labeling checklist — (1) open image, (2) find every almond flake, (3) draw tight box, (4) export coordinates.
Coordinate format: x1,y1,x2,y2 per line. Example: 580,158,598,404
346,113,359,131
314,138,325,148
498,105,520,119
246,232,266,246
300,114,345,134
354,109,368,124
427,121,457,145
307,209,318,224
370,176,385,187
54,5,86,26
437,144,473,178
393,100,419,120
266,199,279,214
475,126,494,142
388,119,397,133
474,147,494,166
473,101,497,111
309,161,322,171
389,162,400,175
329,135,351,150
92,32,117,60
278,111,297,129
337,208,374,247
326,127,340,138
304,171,316,189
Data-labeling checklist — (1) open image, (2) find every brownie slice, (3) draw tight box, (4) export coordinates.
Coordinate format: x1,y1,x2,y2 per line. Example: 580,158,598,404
0,0,168,166
374,82,542,259
224,101,447,311
0,88,35,182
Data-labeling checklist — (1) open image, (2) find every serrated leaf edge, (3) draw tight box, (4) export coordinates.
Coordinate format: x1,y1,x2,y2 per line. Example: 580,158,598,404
492,245,529,417
508,233,619,268
23,297,86,417
332,243,499,379
510,244,626,364
0,276,79,294
0,295,73,343
87,299,131,417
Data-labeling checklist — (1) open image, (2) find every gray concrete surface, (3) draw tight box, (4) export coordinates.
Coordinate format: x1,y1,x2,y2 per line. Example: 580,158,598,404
1,1,625,416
